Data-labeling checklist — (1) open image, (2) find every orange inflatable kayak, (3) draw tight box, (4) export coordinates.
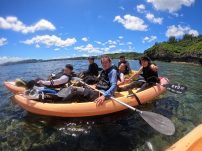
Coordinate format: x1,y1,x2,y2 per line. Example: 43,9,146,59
4,81,26,94
4,77,168,117
166,124,202,151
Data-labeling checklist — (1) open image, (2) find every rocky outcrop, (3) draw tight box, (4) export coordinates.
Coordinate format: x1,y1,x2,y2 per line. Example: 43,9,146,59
144,35,202,65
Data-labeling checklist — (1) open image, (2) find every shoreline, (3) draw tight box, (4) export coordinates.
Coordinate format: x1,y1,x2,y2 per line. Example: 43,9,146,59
170,61,201,66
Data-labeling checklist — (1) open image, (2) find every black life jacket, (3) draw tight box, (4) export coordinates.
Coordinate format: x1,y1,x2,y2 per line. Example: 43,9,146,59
118,61,129,75
142,63,159,83
48,71,72,88
96,65,119,91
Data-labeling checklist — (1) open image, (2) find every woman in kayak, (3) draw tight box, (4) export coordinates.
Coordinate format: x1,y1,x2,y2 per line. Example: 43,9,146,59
119,56,159,92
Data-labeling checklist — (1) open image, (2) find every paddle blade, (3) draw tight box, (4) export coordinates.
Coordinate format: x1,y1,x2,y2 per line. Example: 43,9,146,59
140,111,175,135
165,83,187,94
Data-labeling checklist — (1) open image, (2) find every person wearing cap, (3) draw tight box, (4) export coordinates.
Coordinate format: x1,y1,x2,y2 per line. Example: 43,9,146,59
83,56,99,77
118,55,131,75
119,56,159,91
37,64,74,88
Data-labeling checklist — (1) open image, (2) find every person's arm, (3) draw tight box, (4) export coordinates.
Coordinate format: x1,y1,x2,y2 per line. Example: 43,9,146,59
38,75,69,86
85,64,92,74
126,62,132,72
127,66,143,81
150,64,158,72
117,73,125,86
95,69,117,106
103,69,117,97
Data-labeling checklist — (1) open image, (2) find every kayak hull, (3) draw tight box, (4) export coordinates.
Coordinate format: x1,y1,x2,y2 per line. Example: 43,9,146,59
4,81,26,94
5,77,168,117
166,124,202,151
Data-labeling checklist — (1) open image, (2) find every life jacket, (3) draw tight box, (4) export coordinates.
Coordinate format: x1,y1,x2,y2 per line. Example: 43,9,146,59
48,71,72,88
96,65,120,91
118,61,129,75
142,63,159,83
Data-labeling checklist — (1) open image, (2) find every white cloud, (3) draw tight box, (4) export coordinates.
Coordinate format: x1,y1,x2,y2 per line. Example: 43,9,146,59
109,48,135,54
119,6,125,10
146,13,163,24
166,25,199,37
127,42,133,45
22,35,77,47
143,35,157,43
114,14,148,31
94,41,102,45
0,16,55,34
35,44,40,48
147,0,195,13
119,43,125,46
0,37,7,46
74,44,102,53
137,4,146,13
106,40,117,45
0,56,26,64
54,48,60,51
82,37,88,42
118,36,124,39
109,45,116,48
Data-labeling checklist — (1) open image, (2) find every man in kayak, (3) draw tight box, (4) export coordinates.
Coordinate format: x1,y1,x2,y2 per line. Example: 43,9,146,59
118,55,131,75
79,56,100,84
61,55,118,106
37,64,74,88
119,56,159,92
84,56,99,76
16,64,75,89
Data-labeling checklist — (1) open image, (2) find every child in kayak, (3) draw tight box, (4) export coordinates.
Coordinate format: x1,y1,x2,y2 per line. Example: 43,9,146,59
118,55,131,75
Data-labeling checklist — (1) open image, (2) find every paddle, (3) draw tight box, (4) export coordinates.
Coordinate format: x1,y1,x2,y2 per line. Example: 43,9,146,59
137,78,187,94
162,83,187,94
72,77,175,135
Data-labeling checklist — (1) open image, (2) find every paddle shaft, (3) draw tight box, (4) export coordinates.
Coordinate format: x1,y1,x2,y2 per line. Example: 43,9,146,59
79,81,142,114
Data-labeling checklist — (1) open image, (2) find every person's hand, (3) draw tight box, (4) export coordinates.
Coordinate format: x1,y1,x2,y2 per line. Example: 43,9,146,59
125,78,132,83
95,95,105,106
151,64,158,72
37,80,44,85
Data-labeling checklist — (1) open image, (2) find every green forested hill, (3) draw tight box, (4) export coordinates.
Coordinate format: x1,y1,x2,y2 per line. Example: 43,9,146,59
144,34,202,64
106,52,142,59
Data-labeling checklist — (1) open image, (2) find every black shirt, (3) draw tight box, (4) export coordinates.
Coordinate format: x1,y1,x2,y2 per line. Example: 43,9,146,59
86,62,99,76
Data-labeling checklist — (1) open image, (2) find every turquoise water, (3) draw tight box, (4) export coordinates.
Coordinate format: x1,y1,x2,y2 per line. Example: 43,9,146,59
0,60,202,151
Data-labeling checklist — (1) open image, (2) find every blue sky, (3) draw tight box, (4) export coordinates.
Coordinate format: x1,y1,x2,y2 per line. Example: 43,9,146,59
0,0,201,63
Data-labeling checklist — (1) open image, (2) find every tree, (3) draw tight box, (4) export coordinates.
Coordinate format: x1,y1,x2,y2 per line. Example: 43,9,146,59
182,34,194,41
168,36,177,43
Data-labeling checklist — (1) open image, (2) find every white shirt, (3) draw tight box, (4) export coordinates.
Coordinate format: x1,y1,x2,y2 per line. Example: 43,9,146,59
119,73,125,82
42,75,69,86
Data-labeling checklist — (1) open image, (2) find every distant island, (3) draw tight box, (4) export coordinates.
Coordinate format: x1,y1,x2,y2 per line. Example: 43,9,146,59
1,52,142,66
2,35,202,66
145,34,202,65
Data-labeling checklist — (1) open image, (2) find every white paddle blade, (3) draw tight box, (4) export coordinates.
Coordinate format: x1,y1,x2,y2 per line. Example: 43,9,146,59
140,111,175,135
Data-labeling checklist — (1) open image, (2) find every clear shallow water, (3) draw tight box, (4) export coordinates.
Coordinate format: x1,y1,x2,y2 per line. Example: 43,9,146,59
0,60,202,151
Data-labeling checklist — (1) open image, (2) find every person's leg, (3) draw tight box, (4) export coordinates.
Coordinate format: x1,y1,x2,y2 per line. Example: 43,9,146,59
15,78,28,87
83,88,99,101
118,81,144,91
84,76,98,85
